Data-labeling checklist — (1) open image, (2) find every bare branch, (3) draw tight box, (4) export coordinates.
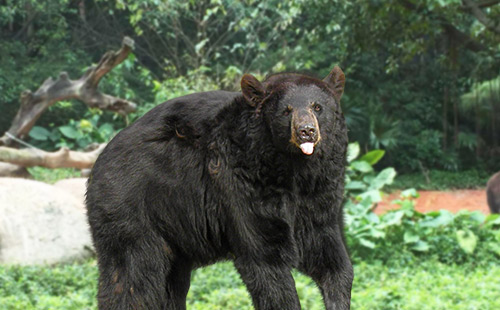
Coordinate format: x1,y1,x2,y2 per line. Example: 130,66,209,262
88,36,135,87
0,37,137,147
475,0,500,8
463,0,500,35
398,0,487,52
0,144,106,170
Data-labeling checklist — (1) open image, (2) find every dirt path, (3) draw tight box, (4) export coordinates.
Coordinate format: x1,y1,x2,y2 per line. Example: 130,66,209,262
376,189,490,215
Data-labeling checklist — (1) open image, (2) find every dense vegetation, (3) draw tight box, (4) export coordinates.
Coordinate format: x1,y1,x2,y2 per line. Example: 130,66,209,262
1,0,499,174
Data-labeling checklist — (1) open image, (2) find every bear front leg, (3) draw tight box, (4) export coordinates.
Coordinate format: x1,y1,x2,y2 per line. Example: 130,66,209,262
234,257,301,310
299,228,353,310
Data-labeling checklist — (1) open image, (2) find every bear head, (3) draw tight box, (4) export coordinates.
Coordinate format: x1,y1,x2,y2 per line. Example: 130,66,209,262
240,66,345,156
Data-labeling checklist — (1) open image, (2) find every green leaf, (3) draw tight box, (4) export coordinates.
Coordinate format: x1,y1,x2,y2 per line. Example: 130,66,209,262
412,241,430,252
382,210,405,226
468,211,486,224
369,167,397,190
369,228,385,238
29,126,51,141
485,214,500,227
344,181,367,190
401,188,419,199
59,126,80,139
48,129,61,142
366,212,380,224
489,243,500,257
358,189,382,204
195,38,209,53
98,123,114,138
404,231,420,244
351,161,373,173
359,238,376,249
456,230,477,254
420,210,454,228
360,149,385,165
347,142,360,162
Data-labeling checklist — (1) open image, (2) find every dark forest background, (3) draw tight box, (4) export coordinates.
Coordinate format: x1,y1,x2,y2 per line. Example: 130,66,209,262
1,0,499,174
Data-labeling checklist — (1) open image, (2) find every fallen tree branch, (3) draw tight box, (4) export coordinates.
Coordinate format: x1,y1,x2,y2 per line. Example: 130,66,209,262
0,37,137,147
0,162,30,178
0,144,106,169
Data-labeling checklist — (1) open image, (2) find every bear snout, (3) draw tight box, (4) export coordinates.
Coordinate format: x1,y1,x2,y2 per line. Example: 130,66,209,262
290,110,321,155
297,123,318,143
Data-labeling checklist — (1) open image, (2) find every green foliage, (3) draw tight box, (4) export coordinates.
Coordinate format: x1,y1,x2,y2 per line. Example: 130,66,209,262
351,261,500,310
1,0,499,173
347,196,500,265
0,1,92,134
389,169,491,190
345,142,397,204
344,143,500,265
27,167,81,184
0,260,98,309
461,76,500,114
2,260,500,309
28,110,118,151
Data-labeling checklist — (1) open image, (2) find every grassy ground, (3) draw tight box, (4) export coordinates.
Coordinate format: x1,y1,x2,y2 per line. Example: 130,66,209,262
1,260,499,310
27,167,81,184
388,169,492,191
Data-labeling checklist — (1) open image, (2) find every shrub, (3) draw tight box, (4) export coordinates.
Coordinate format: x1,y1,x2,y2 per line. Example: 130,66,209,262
344,143,500,265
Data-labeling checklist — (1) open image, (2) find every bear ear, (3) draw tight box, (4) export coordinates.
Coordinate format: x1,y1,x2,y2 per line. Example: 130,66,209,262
323,66,345,101
241,74,265,107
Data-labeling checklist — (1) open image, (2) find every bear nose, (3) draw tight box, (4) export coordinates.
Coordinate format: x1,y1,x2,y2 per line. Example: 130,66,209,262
298,124,317,142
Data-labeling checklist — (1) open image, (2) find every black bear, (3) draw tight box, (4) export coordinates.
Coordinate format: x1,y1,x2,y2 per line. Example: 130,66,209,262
487,172,500,214
85,66,352,310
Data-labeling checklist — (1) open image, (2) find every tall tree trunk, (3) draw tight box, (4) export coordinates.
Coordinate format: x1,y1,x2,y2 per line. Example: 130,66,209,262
25,1,34,39
450,49,459,148
490,81,498,148
443,85,449,150
79,0,86,22
453,93,459,147
475,84,481,157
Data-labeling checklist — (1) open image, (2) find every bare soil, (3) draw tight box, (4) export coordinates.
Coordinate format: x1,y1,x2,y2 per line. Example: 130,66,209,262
376,189,490,215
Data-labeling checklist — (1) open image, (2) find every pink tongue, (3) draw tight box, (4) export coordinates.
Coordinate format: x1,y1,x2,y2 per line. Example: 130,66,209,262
300,142,314,155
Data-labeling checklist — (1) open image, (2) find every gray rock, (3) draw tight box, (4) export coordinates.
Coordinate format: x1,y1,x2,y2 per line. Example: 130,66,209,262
54,177,88,207
0,178,93,265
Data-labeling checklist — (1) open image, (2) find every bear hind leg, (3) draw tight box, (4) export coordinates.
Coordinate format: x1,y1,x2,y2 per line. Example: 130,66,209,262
95,234,182,310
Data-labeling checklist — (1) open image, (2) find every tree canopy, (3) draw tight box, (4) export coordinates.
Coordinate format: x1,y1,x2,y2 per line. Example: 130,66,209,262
1,0,499,172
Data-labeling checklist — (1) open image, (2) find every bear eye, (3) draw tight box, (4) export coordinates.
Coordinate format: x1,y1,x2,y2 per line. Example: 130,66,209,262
283,106,293,116
313,103,322,112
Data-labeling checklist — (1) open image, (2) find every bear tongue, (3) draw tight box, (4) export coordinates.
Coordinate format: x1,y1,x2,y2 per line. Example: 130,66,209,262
300,142,314,155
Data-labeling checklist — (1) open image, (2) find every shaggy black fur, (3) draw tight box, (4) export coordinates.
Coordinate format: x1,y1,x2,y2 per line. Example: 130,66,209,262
487,172,500,214
85,66,352,310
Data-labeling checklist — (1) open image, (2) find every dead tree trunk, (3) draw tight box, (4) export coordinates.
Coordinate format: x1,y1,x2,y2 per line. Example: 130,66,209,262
0,144,106,170
0,37,137,147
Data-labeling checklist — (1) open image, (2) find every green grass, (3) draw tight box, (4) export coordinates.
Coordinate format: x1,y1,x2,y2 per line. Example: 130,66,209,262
0,261,98,310
1,260,499,310
26,167,81,184
389,169,491,191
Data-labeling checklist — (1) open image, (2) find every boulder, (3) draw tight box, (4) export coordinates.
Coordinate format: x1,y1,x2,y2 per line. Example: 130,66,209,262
0,178,93,265
54,177,88,207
